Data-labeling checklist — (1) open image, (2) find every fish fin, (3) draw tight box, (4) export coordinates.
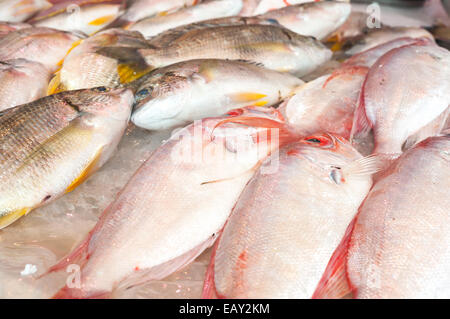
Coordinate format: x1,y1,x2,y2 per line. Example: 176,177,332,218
47,72,67,95
342,154,382,177
99,14,133,29
115,235,218,294
0,207,31,229
312,217,356,299
201,160,262,185
202,239,221,299
349,89,372,143
96,46,152,83
53,286,109,299
88,14,116,26
228,92,267,104
65,146,104,193
402,106,450,152
322,66,369,89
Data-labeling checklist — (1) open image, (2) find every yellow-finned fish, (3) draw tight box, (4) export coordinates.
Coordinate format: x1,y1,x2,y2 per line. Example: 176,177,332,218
47,28,148,94
258,1,351,40
0,59,52,112
129,0,243,38
98,24,332,77
131,59,303,130
0,86,134,229
0,27,83,72
105,0,198,29
29,0,122,35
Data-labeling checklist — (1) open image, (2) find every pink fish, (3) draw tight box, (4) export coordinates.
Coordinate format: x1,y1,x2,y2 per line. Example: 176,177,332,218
203,133,378,298
314,134,450,298
352,42,450,155
49,107,297,298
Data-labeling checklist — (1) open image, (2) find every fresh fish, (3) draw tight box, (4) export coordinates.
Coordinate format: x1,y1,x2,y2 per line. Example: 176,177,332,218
326,11,368,43
279,71,365,140
352,42,450,155
0,21,31,37
0,87,133,229
99,24,332,77
30,0,122,35
346,26,434,55
0,59,51,112
239,0,313,16
314,135,450,298
131,59,303,130
147,15,279,47
0,0,50,22
0,27,83,72
279,37,429,140
258,1,351,40
47,28,148,94
203,133,377,298
105,0,198,29
49,107,295,298
129,0,243,38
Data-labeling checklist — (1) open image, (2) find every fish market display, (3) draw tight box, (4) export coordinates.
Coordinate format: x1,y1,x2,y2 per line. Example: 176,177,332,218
99,24,332,77
315,135,450,298
203,134,377,298
129,0,243,38
131,59,303,130
29,0,122,34
0,0,449,300
0,87,133,229
48,28,148,94
0,59,51,111
50,108,294,298
258,1,351,40
0,27,83,72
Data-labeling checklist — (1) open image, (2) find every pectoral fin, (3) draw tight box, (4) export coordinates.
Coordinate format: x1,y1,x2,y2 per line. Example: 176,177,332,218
47,72,67,95
65,147,103,193
88,14,116,26
228,92,267,105
0,207,31,229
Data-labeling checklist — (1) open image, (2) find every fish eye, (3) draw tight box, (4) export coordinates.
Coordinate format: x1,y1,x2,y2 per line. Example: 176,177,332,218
303,135,333,147
135,87,152,100
94,86,108,92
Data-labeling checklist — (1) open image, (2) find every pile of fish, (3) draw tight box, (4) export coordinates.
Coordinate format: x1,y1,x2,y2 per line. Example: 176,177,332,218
0,0,449,299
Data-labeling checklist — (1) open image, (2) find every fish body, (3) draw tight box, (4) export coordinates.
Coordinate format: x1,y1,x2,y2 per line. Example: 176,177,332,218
0,0,50,22
48,28,148,94
0,59,51,112
258,1,351,40
131,59,303,130
315,135,450,298
354,43,450,154
129,0,243,38
147,16,279,47
240,0,313,16
107,24,332,77
0,27,83,72
0,87,133,229
31,0,122,34
106,0,198,28
279,71,365,139
0,21,31,37
346,26,434,55
204,133,375,298
51,107,294,298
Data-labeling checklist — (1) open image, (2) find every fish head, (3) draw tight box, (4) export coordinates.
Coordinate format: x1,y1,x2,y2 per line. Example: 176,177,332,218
130,69,191,129
62,87,134,121
291,133,372,186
